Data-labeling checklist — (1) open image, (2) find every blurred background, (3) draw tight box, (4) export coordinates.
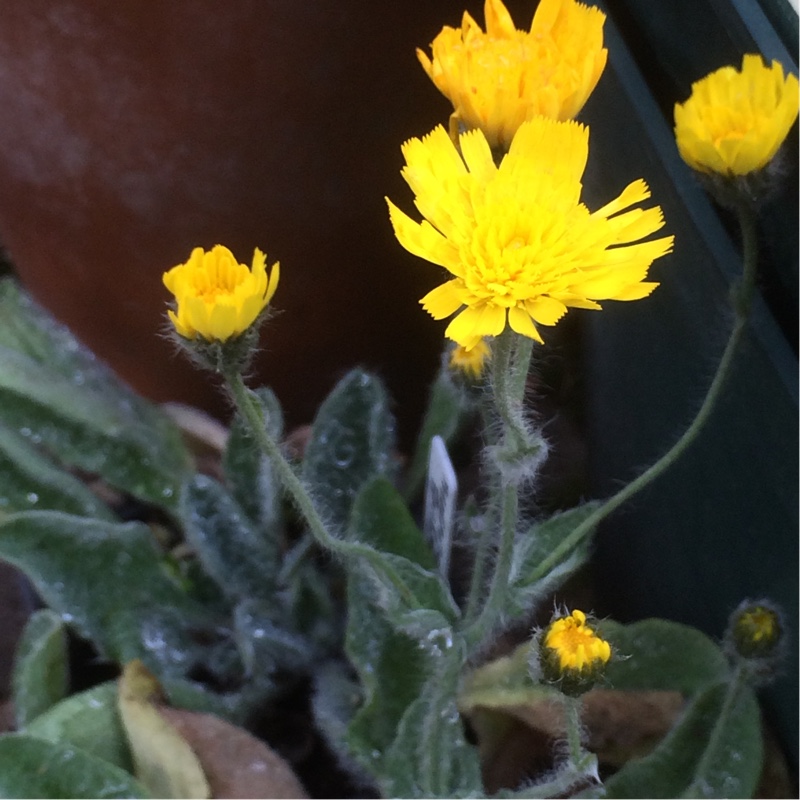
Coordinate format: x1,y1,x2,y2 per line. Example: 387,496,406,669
0,0,488,444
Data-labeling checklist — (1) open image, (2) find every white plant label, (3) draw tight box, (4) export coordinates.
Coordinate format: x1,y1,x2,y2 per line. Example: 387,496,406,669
423,435,457,580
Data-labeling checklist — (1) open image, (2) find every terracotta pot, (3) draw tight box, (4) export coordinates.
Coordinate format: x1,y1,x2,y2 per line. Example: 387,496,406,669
0,0,474,440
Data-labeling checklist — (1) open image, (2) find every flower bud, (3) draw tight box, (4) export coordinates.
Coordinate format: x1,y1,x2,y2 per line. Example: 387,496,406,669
724,599,785,684
538,609,611,696
448,338,491,381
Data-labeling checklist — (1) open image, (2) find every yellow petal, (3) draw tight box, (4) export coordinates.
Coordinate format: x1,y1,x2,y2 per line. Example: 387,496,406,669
421,281,465,319
525,296,567,326
386,199,461,273
265,260,280,305
484,0,516,37
445,306,484,345
508,305,543,343
459,128,497,184
593,179,651,219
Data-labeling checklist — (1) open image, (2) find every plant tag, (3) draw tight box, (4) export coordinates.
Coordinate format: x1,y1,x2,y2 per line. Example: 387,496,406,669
423,435,457,580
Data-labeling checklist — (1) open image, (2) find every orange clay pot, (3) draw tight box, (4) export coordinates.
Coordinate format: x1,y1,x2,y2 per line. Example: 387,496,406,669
0,1,468,438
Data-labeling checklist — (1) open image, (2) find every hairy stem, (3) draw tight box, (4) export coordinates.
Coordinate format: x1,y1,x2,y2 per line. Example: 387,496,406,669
465,331,541,647
564,695,585,766
224,369,417,606
533,203,759,578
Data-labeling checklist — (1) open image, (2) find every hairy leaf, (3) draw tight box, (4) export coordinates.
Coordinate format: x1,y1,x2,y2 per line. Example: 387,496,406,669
303,369,395,529
12,610,69,728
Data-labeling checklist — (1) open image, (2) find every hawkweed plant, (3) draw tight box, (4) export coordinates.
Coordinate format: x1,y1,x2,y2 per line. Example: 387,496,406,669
0,2,795,798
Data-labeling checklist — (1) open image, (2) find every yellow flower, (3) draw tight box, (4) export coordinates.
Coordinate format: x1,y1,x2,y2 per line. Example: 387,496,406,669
674,54,799,176
387,118,673,348
417,0,607,149
542,609,611,681
163,245,279,342
449,338,491,378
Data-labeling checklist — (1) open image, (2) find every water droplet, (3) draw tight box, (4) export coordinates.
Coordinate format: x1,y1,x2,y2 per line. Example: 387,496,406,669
722,776,740,794
440,703,460,724
161,487,174,499
61,612,74,623
19,427,32,438
142,629,167,652
333,441,356,468
248,761,268,773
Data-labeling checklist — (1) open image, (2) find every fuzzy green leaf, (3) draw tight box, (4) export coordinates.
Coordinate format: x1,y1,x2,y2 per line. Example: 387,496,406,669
159,677,271,726
311,660,371,784
25,682,132,772
354,553,459,631
0,423,114,520
342,479,460,779
12,610,70,728
0,511,232,679
0,279,192,511
604,681,763,799
303,369,395,529
382,647,481,798
222,387,283,531
598,618,730,694
458,640,560,715
233,598,316,677
347,478,459,632
506,503,600,616
0,733,148,798
344,601,430,774
404,369,472,501
179,474,279,602
350,477,436,568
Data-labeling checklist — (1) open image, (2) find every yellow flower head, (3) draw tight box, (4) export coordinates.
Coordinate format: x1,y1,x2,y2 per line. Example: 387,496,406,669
387,118,673,349
674,54,799,176
729,601,783,660
540,609,611,693
163,245,279,342
449,338,491,378
417,0,607,149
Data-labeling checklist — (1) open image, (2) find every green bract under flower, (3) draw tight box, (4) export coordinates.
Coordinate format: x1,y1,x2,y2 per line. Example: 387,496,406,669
387,117,674,350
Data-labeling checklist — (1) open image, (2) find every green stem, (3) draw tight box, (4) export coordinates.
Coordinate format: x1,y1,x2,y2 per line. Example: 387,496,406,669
510,336,535,405
491,694,599,798
532,203,759,579
224,369,417,606
491,331,525,445
463,507,493,623
463,392,505,623
563,695,585,766
465,331,539,646
224,369,339,553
